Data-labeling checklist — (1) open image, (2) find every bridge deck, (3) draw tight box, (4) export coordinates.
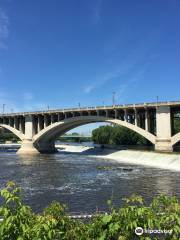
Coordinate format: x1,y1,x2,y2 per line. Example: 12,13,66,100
1,101,180,117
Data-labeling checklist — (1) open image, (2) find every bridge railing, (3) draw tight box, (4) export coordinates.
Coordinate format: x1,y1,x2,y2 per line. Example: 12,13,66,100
0,101,180,116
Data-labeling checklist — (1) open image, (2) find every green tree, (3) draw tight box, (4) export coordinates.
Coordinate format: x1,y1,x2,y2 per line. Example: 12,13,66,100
92,125,112,144
71,132,80,136
92,125,151,146
173,118,180,135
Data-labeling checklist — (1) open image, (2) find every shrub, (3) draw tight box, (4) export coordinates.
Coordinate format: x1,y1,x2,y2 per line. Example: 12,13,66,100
0,182,179,239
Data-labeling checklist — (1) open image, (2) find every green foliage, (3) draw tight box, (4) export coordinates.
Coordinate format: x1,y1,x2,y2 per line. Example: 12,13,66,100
71,132,80,136
0,182,180,239
0,181,35,240
0,130,19,143
173,118,180,135
92,126,113,144
57,135,91,143
92,125,151,146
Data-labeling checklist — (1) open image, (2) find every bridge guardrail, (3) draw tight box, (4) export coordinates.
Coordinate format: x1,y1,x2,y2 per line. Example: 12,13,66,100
0,101,180,116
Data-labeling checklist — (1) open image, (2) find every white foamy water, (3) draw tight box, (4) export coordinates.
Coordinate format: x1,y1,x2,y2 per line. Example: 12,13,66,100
57,144,93,152
57,144,180,171
98,150,180,172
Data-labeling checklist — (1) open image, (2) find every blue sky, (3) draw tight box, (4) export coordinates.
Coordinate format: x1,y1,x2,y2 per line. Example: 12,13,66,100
0,0,180,133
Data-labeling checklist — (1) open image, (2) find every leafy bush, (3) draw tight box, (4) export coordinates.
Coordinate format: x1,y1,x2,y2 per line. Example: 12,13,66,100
0,182,179,239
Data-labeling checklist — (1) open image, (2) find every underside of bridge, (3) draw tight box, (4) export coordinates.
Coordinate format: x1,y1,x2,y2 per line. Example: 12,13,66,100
31,117,156,154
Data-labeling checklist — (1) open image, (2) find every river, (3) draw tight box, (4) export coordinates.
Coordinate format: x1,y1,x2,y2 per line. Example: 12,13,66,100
0,148,180,214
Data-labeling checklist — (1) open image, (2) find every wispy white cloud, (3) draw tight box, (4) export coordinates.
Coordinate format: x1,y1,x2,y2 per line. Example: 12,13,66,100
0,8,9,49
92,0,103,24
115,68,147,101
0,91,19,113
22,102,48,112
83,34,158,100
0,7,9,76
0,91,49,113
83,70,121,94
83,57,150,103
83,69,128,96
84,85,95,94
23,92,34,101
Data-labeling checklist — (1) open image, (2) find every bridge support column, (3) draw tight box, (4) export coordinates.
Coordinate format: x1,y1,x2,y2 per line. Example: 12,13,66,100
124,109,128,122
105,110,109,118
114,109,118,119
18,139,40,154
155,106,172,152
145,110,149,132
14,117,19,130
134,109,138,126
44,115,49,128
18,115,40,154
35,141,58,153
155,139,172,152
19,117,25,134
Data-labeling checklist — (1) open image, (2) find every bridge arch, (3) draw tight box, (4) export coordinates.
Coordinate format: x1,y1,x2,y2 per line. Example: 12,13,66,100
171,132,180,146
0,124,25,141
33,116,156,149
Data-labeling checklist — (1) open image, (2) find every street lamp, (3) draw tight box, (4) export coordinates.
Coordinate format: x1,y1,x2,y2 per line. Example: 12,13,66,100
2,104,6,114
78,102,81,108
156,96,159,104
112,92,116,106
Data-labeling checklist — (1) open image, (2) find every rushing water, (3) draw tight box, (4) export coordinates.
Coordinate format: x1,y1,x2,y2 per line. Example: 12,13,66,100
0,149,180,214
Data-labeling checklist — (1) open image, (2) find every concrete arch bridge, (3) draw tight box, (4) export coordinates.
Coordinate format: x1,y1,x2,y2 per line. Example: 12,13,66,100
0,101,180,154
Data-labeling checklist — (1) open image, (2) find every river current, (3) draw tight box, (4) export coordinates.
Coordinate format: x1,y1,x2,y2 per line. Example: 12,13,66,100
0,149,180,214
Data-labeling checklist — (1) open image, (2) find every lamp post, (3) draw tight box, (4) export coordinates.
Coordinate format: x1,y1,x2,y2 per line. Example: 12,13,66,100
112,92,116,106
156,96,159,105
2,104,6,114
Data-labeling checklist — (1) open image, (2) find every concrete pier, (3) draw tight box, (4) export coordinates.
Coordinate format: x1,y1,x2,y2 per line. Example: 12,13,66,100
17,140,39,154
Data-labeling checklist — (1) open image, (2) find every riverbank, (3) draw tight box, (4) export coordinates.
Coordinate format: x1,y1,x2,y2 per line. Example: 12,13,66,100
57,144,180,172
